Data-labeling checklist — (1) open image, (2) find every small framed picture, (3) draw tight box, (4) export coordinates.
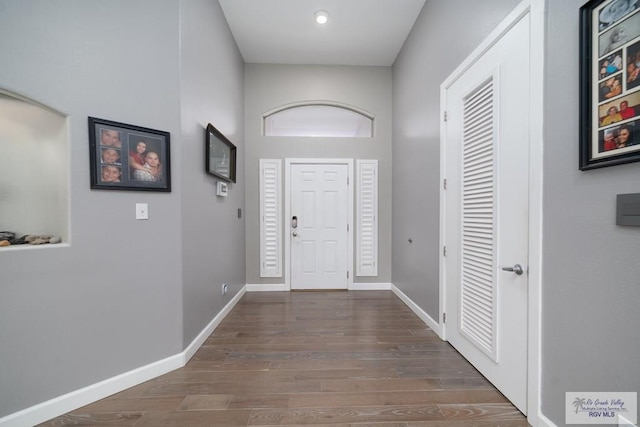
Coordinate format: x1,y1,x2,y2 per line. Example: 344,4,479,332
580,0,640,169
88,117,171,191
205,122,237,183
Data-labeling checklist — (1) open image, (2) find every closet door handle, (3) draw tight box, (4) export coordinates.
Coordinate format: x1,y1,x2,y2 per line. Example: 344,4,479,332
501,264,524,275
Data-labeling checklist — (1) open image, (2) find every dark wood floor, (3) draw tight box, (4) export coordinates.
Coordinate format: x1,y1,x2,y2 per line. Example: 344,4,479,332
40,291,529,426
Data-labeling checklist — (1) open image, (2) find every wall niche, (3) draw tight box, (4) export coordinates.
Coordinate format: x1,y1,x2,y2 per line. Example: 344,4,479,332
0,90,69,247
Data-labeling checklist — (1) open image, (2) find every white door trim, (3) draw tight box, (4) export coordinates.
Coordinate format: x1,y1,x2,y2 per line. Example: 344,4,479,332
439,0,544,424
284,158,354,290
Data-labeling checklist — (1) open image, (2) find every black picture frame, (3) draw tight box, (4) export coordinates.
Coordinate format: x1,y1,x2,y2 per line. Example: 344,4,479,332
580,0,640,170
88,117,171,191
205,122,237,183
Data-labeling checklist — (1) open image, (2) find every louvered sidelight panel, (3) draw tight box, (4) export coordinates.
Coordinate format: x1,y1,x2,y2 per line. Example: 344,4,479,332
260,159,282,277
356,160,378,276
460,77,498,361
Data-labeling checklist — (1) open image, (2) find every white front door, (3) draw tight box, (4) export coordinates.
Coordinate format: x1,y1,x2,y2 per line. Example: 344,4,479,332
443,14,530,413
290,163,349,290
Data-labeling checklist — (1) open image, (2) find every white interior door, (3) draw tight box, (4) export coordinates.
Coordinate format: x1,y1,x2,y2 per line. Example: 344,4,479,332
443,14,530,413
290,163,349,290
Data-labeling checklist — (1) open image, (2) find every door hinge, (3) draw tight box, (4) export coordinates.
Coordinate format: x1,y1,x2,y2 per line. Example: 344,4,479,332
443,179,447,190
347,271,350,279
347,224,349,232
347,176,349,185
443,246,447,257
444,111,448,122
443,313,447,323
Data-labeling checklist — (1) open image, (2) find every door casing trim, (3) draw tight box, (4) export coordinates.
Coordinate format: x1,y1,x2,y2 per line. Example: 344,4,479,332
284,158,354,291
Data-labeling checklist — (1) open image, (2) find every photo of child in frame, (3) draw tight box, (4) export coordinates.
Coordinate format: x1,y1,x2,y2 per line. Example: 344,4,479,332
100,147,121,165
99,128,122,148
100,165,122,183
599,49,623,79
599,0,640,31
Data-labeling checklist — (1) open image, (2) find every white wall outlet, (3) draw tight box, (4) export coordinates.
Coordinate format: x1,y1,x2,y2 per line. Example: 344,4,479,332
135,203,149,220
221,283,228,295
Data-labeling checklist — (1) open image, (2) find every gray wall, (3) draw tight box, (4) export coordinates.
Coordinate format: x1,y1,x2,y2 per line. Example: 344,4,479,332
244,64,392,285
0,0,245,418
179,0,245,347
542,0,640,424
392,0,521,320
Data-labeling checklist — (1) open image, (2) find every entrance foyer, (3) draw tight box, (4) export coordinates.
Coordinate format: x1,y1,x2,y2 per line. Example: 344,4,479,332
41,291,527,426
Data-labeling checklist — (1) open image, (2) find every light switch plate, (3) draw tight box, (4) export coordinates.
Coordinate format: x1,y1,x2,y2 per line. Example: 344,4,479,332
136,203,149,220
216,181,228,197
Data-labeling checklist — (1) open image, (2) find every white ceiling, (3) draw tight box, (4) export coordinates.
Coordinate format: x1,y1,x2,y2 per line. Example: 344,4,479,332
218,0,426,66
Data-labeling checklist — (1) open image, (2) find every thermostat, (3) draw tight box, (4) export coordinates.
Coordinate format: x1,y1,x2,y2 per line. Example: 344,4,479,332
216,181,228,197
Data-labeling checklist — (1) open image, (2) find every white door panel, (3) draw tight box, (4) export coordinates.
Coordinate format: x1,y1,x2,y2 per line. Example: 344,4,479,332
291,163,349,289
444,14,530,413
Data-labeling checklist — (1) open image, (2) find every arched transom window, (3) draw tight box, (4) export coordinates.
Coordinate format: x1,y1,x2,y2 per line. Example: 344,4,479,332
263,102,374,137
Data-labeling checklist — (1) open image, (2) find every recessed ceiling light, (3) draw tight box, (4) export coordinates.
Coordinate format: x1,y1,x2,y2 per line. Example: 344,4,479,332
315,10,329,24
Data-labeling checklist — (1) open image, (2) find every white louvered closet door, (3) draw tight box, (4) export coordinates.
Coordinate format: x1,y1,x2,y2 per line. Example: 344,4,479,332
443,13,530,414
460,77,498,361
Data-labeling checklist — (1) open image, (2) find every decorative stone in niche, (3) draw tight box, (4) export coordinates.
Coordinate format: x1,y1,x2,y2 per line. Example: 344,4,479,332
0,231,62,247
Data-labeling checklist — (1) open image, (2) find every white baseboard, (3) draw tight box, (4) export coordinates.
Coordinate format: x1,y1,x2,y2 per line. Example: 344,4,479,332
618,415,638,426
390,284,442,337
247,283,392,291
349,282,392,290
246,283,288,292
0,354,182,427
0,286,247,427
183,285,247,363
535,410,558,427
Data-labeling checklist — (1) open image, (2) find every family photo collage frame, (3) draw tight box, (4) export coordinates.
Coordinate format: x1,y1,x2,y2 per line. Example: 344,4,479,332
88,117,172,192
581,0,640,169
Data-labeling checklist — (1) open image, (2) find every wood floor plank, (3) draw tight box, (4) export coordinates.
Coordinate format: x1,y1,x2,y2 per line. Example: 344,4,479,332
269,359,365,370
292,367,398,381
321,378,442,393
289,389,509,408
178,394,233,410
37,412,143,426
39,291,528,426
133,409,251,426
247,405,446,425
180,359,272,372
71,397,184,414
227,394,291,409
438,403,526,421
